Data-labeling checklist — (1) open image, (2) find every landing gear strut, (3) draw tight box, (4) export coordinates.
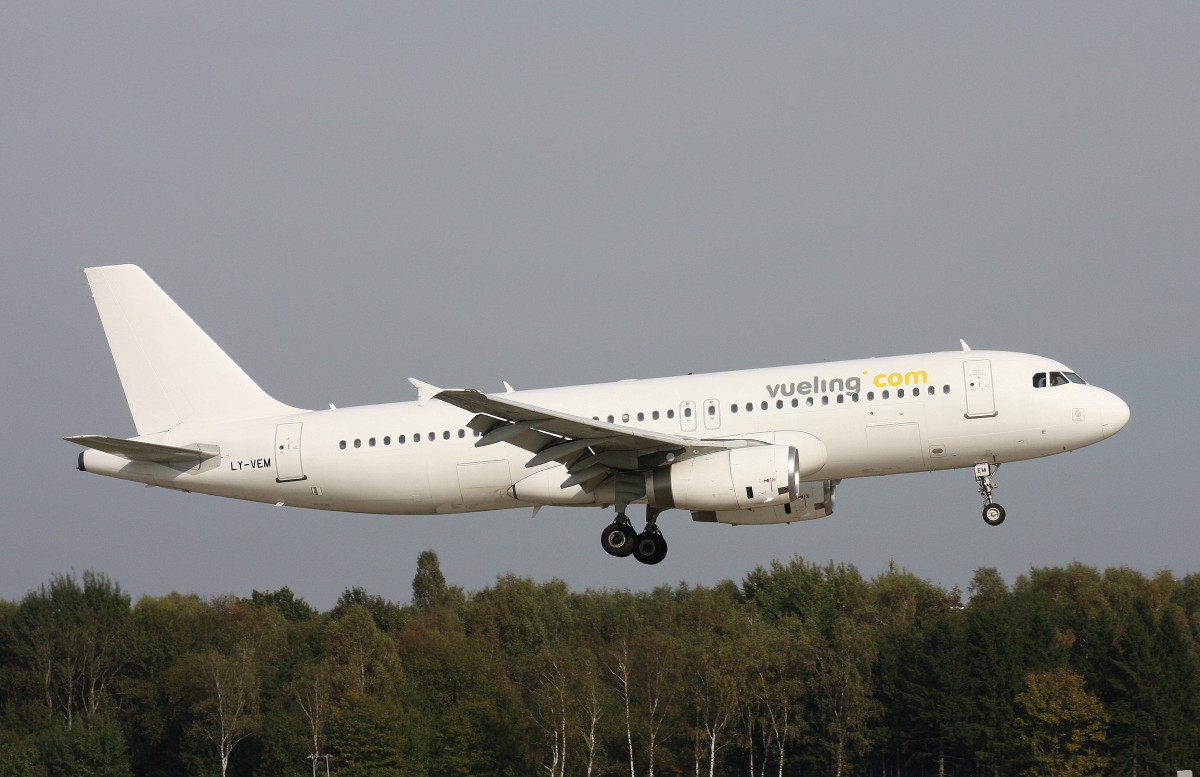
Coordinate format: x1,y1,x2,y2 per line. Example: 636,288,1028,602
975,463,1006,526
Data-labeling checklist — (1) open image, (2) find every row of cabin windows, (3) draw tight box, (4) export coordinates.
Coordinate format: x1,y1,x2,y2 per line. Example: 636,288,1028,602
339,428,480,450
596,384,953,424
729,384,951,412
340,384,957,448
595,409,676,424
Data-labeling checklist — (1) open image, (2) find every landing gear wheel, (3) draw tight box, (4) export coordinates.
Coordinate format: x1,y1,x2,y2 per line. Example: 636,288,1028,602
974,464,1006,526
982,503,1006,526
633,531,668,565
601,518,637,557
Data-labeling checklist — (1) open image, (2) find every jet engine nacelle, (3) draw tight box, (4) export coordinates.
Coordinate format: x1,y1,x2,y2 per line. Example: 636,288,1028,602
691,479,837,525
646,444,801,512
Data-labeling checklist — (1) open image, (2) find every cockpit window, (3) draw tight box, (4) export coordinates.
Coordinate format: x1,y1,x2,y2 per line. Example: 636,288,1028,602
1034,370,1087,388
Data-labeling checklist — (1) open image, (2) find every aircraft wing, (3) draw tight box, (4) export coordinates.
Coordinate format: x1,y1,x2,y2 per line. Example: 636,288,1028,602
65,435,220,465
428,385,757,491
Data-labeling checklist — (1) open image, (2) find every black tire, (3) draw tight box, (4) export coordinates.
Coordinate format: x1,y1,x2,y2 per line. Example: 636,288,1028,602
601,522,636,557
982,503,1006,526
648,534,668,565
633,531,667,565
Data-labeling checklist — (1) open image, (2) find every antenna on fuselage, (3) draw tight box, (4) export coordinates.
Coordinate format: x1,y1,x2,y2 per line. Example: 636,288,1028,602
959,339,972,351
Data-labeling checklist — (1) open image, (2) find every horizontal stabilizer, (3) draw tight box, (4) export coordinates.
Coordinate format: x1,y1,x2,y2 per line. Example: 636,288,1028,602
65,435,220,464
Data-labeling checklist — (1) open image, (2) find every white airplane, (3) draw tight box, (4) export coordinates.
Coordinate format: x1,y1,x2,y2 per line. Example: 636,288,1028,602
68,265,1129,565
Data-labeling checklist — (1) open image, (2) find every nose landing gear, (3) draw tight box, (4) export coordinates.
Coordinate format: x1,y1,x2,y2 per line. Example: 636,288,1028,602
975,463,1006,526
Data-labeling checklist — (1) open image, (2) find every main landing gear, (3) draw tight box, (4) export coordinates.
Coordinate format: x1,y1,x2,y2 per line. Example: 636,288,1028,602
601,507,668,565
975,463,1006,526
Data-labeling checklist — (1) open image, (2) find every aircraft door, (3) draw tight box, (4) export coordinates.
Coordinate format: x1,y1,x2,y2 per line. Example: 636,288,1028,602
865,422,924,474
274,423,307,482
963,359,997,418
680,401,697,432
703,399,721,430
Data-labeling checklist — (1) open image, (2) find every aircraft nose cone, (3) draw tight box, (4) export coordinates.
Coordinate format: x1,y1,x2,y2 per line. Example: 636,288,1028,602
1102,392,1130,439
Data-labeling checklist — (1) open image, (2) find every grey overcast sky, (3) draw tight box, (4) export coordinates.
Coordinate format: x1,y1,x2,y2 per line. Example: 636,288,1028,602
2,3,1196,610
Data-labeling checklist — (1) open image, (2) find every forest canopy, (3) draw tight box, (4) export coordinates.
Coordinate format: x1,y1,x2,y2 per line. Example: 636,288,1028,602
1,556,1197,777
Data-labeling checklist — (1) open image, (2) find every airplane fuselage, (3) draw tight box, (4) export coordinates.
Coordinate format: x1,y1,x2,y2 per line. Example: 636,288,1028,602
79,349,1128,517
69,265,1130,562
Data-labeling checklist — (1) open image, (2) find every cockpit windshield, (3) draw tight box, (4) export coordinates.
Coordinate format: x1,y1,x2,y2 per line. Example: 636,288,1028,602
1032,371,1087,388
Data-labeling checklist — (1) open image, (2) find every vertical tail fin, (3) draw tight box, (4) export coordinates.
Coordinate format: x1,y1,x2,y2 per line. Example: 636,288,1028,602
85,265,304,435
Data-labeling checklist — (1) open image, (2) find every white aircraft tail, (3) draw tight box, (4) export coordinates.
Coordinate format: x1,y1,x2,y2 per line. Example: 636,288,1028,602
85,265,303,435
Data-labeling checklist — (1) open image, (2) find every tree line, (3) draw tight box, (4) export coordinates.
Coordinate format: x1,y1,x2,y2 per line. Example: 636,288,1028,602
1,552,1197,777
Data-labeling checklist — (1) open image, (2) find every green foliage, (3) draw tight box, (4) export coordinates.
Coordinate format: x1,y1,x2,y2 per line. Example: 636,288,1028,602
250,586,316,623
412,550,449,614
39,715,133,777
0,558,1197,776
1015,666,1109,777
328,696,409,777
331,587,408,633
0,740,38,777
3,571,131,727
